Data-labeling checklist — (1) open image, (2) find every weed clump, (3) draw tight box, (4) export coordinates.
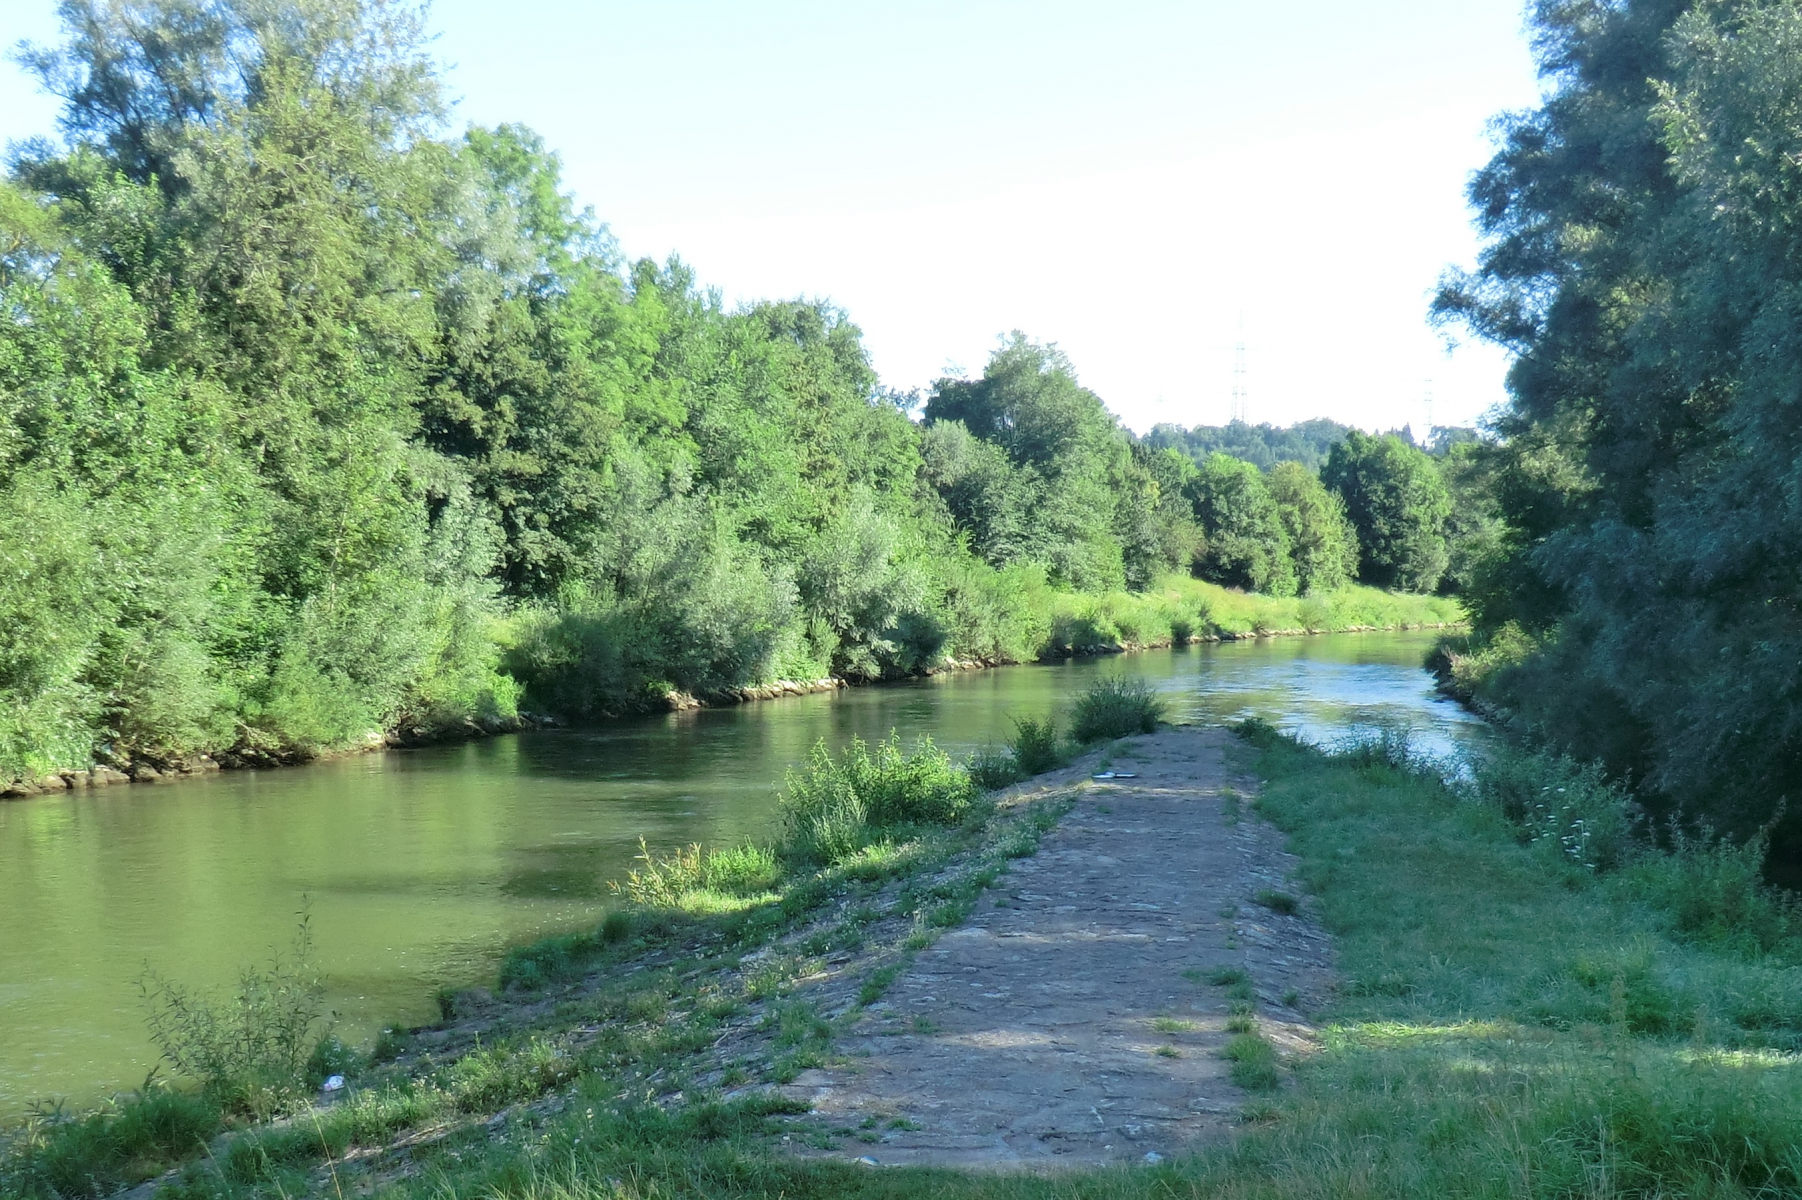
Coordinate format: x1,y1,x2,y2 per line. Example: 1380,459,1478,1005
1008,716,1063,776
1254,889,1300,915
1222,1032,1281,1091
965,746,1021,791
619,839,783,909
138,917,333,1118
1069,676,1163,742
780,733,975,865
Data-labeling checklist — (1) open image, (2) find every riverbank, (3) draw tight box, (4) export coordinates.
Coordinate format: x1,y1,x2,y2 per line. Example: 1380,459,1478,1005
11,710,1800,1197
0,580,1460,802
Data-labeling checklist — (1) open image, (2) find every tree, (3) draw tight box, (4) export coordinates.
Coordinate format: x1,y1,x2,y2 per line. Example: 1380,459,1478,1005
1142,417,1354,471
1266,461,1358,593
1321,431,1450,592
1432,0,1802,830
1185,454,1295,596
923,335,1150,592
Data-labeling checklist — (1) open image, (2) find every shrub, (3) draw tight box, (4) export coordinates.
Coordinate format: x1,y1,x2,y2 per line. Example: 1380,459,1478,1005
1008,715,1063,777
1069,676,1163,743
138,918,332,1118
1469,744,1640,872
965,746,1020,791
779,733,975,864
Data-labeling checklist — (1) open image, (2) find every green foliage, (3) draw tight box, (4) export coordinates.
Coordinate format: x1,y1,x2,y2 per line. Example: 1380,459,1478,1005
1222,1032,1282,1091
1435,0,1802,834
0,1085,221,1200
1469,744,1641,874
923,336,1160,592
0,0,1470,786
964,746,1021,791
1185,453,1296,595
1007,715,1064,777
778,733,975,864
1143,417,1355,471
619,840,784,910
1626,830,1802,961
137,918,332,1118
1253,889,1299,915
1068,676,1163,743
1321,430,1451,592
1265,460,1360,594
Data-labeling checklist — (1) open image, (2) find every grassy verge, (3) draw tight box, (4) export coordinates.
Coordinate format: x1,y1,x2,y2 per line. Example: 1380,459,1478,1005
1040,576,1462,657
385,726,1800,1198
22,696,1790,1199
0,721,1094,1200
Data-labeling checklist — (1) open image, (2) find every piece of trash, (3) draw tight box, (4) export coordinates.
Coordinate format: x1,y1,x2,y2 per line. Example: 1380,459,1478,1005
1091,771,1137,780
854,1155,881,1167
322,1075,346,1092
1143,1151,1164,1165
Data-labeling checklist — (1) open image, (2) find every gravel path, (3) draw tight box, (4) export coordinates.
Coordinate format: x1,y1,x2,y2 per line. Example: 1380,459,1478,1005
786,725,1335,1170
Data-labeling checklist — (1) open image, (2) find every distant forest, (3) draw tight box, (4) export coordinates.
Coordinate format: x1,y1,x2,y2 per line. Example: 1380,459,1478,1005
1145,420,1479,473
0,0,1484,786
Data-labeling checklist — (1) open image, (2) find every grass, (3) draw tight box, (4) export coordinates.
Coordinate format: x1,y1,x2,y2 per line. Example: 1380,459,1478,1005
0,728,1079,1200
18,712,1802,1200
377,723,1802,1198
1068,676,1163,743
1043,575,1462,656
1252,889,1298,915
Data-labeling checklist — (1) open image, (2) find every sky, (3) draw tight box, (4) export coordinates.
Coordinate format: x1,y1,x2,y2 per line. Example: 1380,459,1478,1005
0,1,1546,434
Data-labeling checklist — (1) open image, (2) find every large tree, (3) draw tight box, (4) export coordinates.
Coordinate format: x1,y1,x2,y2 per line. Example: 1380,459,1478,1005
1436,0,1802,830
1321,431,1450,593
1185,454,1296,596
1266,461,1359,594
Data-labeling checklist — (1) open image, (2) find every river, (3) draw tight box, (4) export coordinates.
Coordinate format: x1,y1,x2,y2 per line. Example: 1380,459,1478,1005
0,630,1482,1115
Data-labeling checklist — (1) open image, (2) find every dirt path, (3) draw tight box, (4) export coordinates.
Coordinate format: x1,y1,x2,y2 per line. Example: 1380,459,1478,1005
785,726,1335,1169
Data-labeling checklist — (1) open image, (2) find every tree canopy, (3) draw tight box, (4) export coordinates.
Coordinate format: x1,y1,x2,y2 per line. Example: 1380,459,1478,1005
0,0,1472,785
1436,0,1802,835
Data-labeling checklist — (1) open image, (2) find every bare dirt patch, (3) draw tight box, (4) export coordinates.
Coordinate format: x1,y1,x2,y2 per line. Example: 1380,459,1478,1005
783,725,1335,1170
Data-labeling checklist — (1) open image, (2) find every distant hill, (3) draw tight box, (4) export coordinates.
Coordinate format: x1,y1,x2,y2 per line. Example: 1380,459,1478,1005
1143,420,1482,471
1141,419,1357,471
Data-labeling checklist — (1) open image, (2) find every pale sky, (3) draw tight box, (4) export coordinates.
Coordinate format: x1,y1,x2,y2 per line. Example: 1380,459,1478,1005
1,1,1544,433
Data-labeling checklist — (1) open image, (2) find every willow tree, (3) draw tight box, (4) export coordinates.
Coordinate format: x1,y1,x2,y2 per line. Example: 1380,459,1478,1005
1437,0,1802,829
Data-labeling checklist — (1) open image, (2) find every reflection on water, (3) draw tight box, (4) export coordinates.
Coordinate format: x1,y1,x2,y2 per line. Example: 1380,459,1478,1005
0,630,1477,1112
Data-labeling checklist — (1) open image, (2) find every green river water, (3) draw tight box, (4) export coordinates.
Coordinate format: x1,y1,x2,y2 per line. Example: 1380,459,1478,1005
0,631,1483,1115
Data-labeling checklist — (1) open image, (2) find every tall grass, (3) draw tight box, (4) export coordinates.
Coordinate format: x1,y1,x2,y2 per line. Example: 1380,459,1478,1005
617,839,783,911
1042,575,1461,657
1068,676,1163,742
778,733,975,865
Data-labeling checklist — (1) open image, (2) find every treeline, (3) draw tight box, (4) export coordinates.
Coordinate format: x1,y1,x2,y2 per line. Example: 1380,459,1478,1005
0,0,1458,787
1436,0,1802,846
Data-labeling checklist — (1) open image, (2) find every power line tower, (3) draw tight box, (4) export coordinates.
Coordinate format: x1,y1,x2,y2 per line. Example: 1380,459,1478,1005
1230,313,1248,425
